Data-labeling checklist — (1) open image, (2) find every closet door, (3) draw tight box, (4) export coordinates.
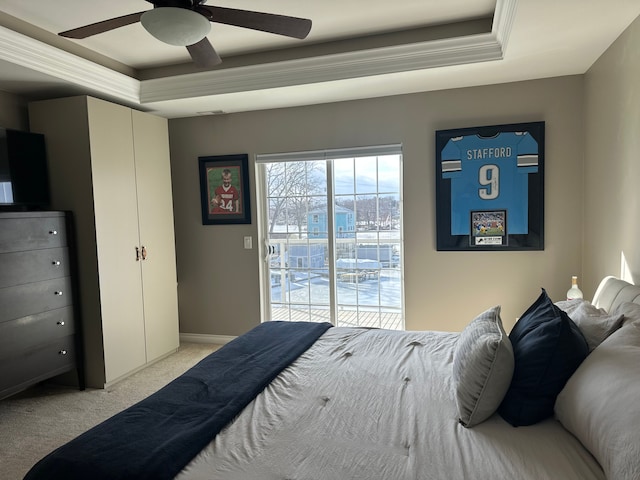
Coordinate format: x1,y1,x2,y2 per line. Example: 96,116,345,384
131,110,180,362
87,99,146,382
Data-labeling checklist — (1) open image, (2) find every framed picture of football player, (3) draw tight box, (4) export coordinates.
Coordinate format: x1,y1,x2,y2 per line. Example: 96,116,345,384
199,154,251,225
435,121,544,251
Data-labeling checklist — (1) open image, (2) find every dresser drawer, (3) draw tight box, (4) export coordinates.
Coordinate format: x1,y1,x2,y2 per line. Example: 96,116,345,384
0,337,76,396
0,247,70,288
0,277,72,323
0,307,74,359
0,214,67,253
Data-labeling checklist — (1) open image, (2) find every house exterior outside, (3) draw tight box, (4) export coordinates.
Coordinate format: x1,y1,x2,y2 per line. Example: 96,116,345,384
307,205,355,238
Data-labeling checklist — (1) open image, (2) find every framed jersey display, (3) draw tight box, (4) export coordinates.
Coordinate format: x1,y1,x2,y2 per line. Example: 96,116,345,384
435,121,544,251
199,154,251,225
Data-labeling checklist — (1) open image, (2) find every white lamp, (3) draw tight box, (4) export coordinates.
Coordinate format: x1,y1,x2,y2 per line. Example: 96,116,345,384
141,7,211,47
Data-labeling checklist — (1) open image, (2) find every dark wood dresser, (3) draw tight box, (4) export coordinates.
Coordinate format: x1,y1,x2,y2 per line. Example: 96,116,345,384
0,211,84,399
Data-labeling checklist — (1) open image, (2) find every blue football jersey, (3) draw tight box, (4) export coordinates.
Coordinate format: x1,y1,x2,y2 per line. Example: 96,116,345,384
441,132,538,235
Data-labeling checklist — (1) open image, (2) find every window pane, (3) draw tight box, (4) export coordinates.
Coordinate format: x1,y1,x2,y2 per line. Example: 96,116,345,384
306,161,327,196
355,156,378,194
353,194,378,230
378,155,401,192
333,157,354,195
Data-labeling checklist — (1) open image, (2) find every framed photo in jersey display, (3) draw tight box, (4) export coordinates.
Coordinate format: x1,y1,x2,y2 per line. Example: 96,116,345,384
435,121,545,251
199,154,251,225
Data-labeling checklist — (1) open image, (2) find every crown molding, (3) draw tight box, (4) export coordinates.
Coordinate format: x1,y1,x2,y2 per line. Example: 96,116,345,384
0,26,140,103
139,32,503,103
494,0,519,48
0,0,517,111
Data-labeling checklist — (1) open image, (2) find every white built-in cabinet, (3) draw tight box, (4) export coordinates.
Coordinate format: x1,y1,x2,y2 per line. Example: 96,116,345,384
28,96,179,388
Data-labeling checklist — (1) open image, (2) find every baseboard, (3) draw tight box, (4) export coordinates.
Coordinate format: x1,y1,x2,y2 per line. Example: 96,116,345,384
179,333,236,345
103,347,180,389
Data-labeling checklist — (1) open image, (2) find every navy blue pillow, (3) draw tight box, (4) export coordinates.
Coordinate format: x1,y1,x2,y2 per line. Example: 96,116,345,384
498,288,589,426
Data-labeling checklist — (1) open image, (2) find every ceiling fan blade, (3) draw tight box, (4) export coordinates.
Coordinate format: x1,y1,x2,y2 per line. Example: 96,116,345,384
199,6,312,39
59,12,145,39
186,38,222,68
144,0,195,6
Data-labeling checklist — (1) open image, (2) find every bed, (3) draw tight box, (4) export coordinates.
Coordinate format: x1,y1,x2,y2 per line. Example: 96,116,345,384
24,276,640,480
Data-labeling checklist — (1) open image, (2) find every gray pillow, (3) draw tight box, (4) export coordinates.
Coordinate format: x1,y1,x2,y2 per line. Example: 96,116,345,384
556,299,624,351
554,298,584,316
453,306,514,427
612,301,640,326
555,322,640,480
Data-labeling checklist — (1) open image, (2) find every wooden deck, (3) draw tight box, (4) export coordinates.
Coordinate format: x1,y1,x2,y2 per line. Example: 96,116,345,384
271,306,403,330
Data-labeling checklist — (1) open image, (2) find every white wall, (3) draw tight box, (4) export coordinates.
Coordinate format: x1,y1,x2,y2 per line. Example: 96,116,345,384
169,75,584,336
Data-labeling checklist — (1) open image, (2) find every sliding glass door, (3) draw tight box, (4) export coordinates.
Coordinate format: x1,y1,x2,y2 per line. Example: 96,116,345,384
256,145,404,329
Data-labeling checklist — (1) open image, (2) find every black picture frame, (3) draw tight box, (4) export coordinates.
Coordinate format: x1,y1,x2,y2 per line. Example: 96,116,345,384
435,121,544,251
198,154,251,225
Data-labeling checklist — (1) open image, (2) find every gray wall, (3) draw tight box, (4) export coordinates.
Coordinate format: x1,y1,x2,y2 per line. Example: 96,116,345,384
0,90,28,130
583,14,640,293
169,75,585,336
8,13,637,339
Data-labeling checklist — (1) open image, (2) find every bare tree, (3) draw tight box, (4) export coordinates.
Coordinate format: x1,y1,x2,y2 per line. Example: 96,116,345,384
265,161,325,237
337,195,399,229
378,195,400,228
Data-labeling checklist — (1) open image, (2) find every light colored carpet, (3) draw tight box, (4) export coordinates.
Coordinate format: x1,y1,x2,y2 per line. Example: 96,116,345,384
0,342,220,480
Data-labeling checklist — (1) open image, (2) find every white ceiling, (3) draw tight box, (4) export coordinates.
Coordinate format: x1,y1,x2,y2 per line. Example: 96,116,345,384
0,0,639,119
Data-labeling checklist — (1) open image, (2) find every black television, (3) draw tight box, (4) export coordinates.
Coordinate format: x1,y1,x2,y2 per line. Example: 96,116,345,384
0,127,50,211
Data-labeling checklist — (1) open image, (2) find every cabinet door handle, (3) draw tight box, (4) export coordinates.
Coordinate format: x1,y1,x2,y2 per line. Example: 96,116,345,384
58,350,67,355
54,291,64,296
52,260,61,266
141,245,147,260
135,246,141,261
49,230,58,235
57,320,65,326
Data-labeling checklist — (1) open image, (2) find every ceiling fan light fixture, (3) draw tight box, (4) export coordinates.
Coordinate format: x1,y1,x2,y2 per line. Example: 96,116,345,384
141,7,211,47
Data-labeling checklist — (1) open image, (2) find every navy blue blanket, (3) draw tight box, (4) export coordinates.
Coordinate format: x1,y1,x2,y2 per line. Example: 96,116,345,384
24,321,332,480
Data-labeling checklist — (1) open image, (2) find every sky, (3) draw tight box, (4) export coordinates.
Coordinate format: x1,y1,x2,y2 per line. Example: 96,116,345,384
332,155,401,195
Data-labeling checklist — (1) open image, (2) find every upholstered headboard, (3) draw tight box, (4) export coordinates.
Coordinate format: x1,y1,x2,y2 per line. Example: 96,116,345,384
592,276,640,312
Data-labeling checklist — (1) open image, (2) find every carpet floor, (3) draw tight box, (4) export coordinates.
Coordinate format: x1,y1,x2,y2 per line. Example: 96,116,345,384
0,342,219,480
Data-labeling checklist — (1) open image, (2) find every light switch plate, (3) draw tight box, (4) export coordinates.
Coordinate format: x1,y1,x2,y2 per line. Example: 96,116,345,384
243,236,253,249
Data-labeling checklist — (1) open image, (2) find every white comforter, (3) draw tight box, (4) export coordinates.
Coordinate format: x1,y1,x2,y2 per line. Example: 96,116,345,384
177,327,604,480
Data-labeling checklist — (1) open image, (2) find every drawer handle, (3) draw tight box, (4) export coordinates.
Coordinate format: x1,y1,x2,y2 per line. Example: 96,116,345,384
54,291,64,296
57,320,65,326
52,261,61,266
49,230,58,235
59,350,67,355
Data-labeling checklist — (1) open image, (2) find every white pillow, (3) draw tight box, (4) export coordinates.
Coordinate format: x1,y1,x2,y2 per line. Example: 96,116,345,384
555,322,640,480
555,299,624,351
612,301,640,326
453,306,514,428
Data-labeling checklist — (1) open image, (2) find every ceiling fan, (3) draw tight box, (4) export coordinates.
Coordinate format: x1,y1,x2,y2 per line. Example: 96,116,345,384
58,0,312,68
